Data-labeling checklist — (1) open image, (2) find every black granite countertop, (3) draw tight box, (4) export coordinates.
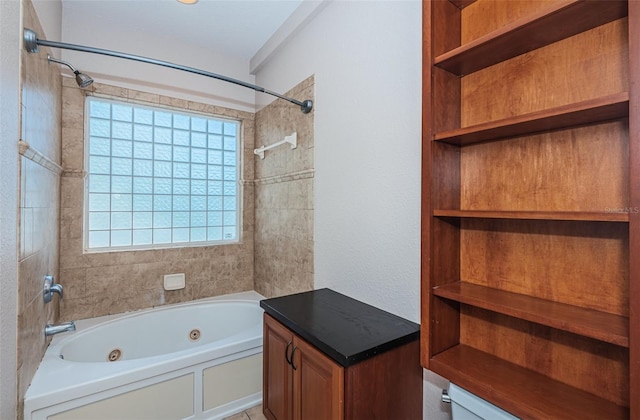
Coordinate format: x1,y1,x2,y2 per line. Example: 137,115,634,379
260,288,420,367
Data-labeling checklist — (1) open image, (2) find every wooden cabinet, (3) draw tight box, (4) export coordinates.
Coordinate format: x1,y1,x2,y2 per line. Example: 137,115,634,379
263,314,344,420
263,314,294,420
421,0,639,419
261,289,422,420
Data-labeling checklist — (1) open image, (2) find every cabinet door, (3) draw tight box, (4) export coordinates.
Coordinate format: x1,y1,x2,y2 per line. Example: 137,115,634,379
292,337,344,420
264,314,294,420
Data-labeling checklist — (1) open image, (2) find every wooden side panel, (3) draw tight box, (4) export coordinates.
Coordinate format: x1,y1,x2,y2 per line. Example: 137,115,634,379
433,0,461,57
292,337,344,420
461,19,628,127
460,219,628,315
429,144,462,357
344,341,422,420
422,0,463,365
432,0,461,134
460,306,629,407
421,0,434,370
264,314,294,420
433,69,461,133
429,218,461,355
627,1,640,418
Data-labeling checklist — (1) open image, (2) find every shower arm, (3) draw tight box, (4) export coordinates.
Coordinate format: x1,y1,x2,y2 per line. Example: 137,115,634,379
23,28,313,114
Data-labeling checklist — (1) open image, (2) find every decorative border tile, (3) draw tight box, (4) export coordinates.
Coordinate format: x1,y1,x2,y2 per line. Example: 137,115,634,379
253,169,314,185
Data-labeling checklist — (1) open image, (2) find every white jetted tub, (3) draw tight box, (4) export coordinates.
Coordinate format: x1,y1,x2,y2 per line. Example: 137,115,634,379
24,291,264,420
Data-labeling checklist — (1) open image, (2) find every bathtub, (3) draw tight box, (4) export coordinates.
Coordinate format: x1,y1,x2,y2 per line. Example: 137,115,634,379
24,291,265,420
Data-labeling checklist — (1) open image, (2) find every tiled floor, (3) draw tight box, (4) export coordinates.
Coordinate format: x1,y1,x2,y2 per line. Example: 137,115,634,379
223,404,268,420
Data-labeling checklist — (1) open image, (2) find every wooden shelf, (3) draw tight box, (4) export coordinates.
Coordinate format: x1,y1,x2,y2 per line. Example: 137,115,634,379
433,282,629,347
448,0,477,9
434,0,628,76
430,345,629,420
433,209,629,222
433,93,629,145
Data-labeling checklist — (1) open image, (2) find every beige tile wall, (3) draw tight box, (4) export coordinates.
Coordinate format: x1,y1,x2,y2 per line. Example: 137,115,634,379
58,82,256,320
254,76,315,297
18,0,63,414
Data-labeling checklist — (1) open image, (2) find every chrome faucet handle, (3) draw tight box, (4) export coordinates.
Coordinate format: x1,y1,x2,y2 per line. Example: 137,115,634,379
43,275,64,303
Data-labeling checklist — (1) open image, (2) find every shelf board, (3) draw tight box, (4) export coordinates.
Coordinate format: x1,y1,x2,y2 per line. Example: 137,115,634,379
430,345,629,420
433,282,629,347
434,0,628,76
433,93,629,145
433,209,629,222
448,0,477,9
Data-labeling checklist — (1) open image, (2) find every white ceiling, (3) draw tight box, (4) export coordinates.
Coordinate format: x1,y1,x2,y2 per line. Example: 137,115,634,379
61,0,304,61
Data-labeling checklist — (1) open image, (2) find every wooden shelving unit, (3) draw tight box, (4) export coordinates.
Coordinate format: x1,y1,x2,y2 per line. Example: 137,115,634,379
421,0,639,418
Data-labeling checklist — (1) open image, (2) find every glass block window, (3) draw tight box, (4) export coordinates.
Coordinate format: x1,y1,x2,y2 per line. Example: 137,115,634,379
84,97,240,251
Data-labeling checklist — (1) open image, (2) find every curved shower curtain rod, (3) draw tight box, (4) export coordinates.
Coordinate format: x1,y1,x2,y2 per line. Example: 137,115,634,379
23,28,313,114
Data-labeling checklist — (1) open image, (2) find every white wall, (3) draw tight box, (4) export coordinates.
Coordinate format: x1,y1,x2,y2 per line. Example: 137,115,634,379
32,0,61,40
254,1,450,418
60,5,256,113
0,0,21,418
256,0,422,320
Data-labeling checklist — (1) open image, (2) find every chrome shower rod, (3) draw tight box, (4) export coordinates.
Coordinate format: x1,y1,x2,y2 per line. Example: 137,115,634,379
23,28,313,114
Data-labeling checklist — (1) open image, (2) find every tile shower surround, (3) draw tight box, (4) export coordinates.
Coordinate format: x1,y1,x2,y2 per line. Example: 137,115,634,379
18,0,62,415
59,82,256,320
59,76,314,320
16,2,313,416
254,76,315,298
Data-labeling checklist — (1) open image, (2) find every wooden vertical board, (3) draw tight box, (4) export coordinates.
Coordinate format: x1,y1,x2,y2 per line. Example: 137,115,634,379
430,0,463,355
430,216,462,354
432,142,461,210
430,143,462,356
432,0,461,134
433,0,461,57
433,69,461,133
429,144,462,356
422,0,463,365
344,341,422,420
421,0,434,369
460,306,629,407
627,1,640,418
460,121,629,212
461,19,629,127
460,219,629,316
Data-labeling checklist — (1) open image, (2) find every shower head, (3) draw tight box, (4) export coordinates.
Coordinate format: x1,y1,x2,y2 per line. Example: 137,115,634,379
75,72,94,88
47,55,94,88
